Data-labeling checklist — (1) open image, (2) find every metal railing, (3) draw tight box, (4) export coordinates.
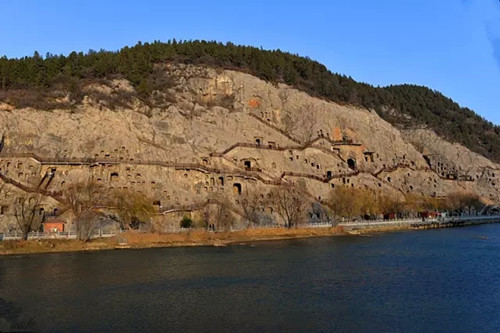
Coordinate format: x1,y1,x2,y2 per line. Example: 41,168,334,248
338,215,500,228
339,217,427,226
304,222,334,228
1,229,120,241
2,215,499,241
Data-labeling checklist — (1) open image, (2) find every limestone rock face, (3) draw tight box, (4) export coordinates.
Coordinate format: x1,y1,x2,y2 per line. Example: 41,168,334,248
0,64,498,230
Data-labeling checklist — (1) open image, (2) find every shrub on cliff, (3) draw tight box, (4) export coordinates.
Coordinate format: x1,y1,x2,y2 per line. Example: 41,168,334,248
180,216,193,229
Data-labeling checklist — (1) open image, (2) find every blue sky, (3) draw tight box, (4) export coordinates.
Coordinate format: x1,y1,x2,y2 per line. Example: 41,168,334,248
1,0,499,124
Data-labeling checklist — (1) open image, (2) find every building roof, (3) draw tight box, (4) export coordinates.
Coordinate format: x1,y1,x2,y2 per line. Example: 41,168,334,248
43,217,66,224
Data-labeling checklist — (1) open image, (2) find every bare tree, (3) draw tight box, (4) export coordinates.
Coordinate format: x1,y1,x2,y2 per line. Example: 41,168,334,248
404,193,443,212
328,186,359,221
378,192,407,217
445,192,483,215
238,190,270,228
328,187,382,221
14,194,44,240
203,195,235,231
63,181,107,241
112,190,155,230
270,186,308,228
0,179,11,217
77,211,107,242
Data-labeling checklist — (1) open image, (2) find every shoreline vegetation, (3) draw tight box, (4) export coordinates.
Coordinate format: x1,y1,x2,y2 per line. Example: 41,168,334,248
0,225,411,256
3,216,499,256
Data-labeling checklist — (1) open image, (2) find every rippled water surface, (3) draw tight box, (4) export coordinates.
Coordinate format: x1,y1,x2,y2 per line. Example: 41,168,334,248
1,225,500,332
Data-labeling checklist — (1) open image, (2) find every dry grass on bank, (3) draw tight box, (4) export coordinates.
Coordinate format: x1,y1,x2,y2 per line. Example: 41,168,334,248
0,238,116,255
0,226,345,255
124,226,345,247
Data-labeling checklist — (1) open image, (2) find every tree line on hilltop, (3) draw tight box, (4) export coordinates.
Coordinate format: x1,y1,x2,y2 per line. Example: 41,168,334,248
0,40,498,161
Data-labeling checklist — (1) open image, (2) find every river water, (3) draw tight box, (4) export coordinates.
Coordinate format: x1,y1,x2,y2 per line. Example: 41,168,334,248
1,224,500,332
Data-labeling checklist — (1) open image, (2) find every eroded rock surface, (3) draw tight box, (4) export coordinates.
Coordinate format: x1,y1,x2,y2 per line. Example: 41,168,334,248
0,64,498,230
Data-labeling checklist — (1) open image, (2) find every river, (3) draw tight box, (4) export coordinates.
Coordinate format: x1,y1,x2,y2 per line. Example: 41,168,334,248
1,224,500,332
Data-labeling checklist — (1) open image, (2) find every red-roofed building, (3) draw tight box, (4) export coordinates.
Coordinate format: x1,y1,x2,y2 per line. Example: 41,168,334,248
42,218,65,233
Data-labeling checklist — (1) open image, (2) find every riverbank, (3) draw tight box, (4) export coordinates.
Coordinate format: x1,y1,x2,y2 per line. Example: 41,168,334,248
345,225,412,235
0,226,348,256
5,217,499,256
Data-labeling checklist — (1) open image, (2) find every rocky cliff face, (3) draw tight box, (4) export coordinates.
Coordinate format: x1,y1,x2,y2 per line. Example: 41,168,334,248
0,64,498,230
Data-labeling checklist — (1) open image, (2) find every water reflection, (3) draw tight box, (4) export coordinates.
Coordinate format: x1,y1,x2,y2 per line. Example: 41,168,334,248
1,225,500,332
0,297,35,331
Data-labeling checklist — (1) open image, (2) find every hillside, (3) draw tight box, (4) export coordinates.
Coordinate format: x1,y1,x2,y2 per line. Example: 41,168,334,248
1,40,499,162
0,42,499,235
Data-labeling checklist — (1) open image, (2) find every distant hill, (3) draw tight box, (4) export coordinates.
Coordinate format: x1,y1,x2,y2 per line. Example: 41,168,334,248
1,40,499,161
